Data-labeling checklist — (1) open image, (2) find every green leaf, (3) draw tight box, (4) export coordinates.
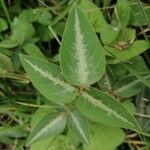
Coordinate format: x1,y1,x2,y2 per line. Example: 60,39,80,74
30,108,56,150
23,43,46,60
110,63,128,78
79,0,120,45
98,66,116,91
128,56,149,73
106,40,149,63
112,28,136,45
130,3,150,26
136,87,150,134
60,5,105,86
19,55,76,103
53,21,65,37
36,25,51,42
76,88,139,130
112,0,131,28
30,137,54,150
19,9,37,23
27,113,66,145
67,110,89,144
19,8,52,25
123,63,150,88
0,39,18,48
31,134,74,150
0,18,8,32
37,9,52,26
101,24,120,45
122,101,136,115
31,107,54,129
0,52,14,72
0,125,28,138
67,129,81,146
10,18,35,44
83,123,125,150
114,73,150,98
79,0,106,33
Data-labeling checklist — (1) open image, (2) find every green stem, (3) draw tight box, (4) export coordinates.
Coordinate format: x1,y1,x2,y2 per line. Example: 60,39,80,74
6,72,29,81
0,0,11,24
51,0,78,26
138,0,150,29
51,6,69,26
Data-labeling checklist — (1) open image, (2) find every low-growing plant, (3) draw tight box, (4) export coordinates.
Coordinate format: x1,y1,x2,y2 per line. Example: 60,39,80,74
0,0,150,150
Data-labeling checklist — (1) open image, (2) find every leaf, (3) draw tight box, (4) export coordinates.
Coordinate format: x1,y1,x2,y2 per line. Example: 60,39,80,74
79,0,106,33
29,108,56,150
67,129,81,146
112,0,131,28
123,63,150,88
31,134,74,150
27,113,66,145
79,0,120,45
0,18,8,32
128,56,149,73
136,87,150,134
98,66,116,91
106,40,149,63
67,110,89,144
130,3,150,26
36,9,52,25
19,9,37,23
112,28,136,45
23,43,46,60
0,137,14,145
101,24,120,45
76,88,139,130
36,25,52,42
31,107,54,129
0,125,28,138
83,123,125,150
60,5,105,86
10,18,35,44
30,137,54,150
114,73,150,98
0,52,14,72
122,101,136,115
53,21,65,37
0,39,18,48
19,8,52,25
110,63,128,78
20,55,76,103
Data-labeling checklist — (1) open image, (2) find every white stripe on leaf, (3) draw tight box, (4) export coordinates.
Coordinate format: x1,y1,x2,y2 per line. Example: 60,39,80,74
24,59,74,92
74,8,89,84
29,115,64,144
70,112,89,144
82,92,134,127
115,75,150,93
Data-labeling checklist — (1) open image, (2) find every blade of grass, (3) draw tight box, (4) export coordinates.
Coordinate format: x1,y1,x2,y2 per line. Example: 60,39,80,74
48,26,61,45
0,0,11,24
138,0,150,29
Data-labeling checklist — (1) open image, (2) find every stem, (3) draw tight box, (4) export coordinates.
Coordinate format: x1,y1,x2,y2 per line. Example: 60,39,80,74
138,0,150,29
51,6,69,26
126,133,137,138
0,0,11,24
48,25,61,45
135,113,150,119
16,101,59,109
125,140,147,145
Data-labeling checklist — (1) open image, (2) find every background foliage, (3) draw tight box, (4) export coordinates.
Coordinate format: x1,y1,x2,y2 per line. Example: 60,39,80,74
0,0,150,150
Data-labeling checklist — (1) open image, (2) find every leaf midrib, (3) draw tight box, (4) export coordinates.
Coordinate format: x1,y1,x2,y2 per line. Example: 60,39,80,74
82,92,134,127
24,58,75,92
